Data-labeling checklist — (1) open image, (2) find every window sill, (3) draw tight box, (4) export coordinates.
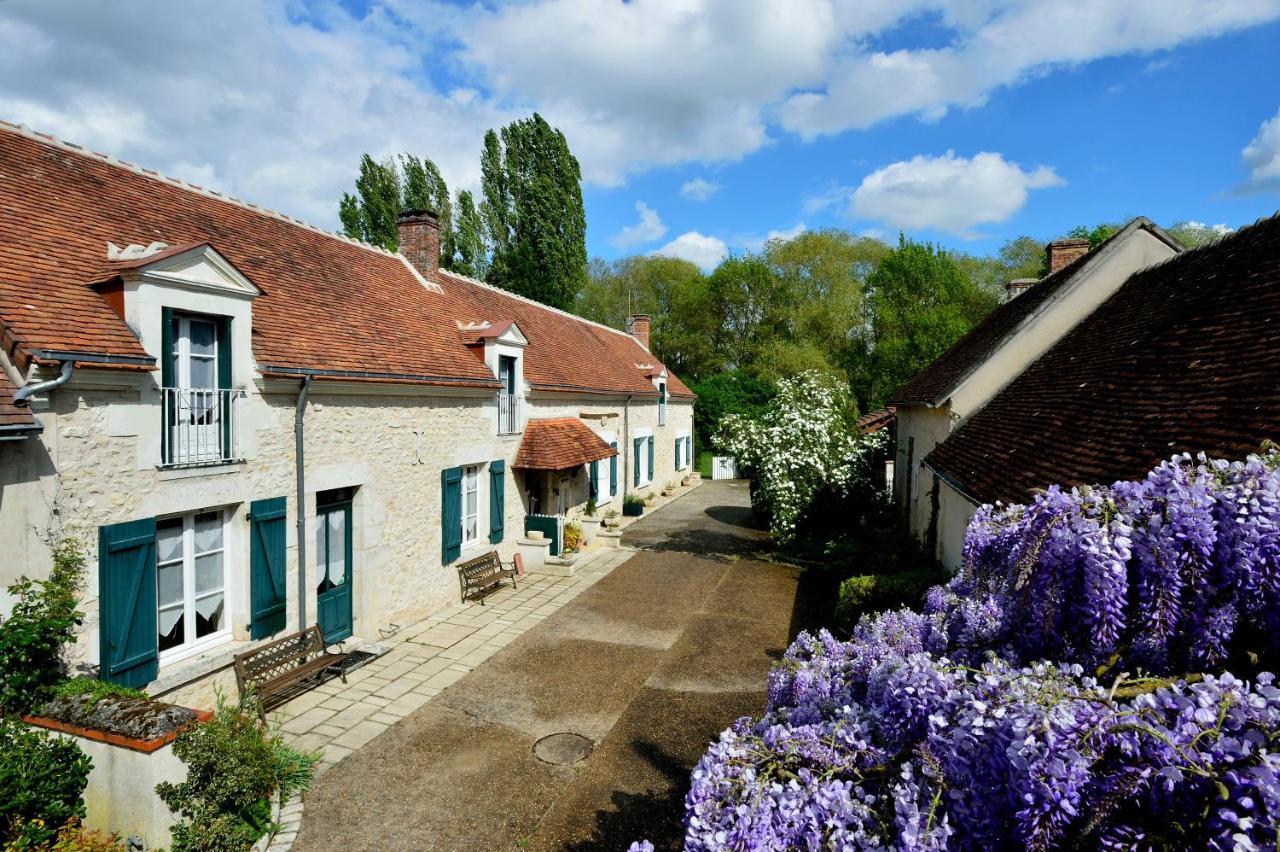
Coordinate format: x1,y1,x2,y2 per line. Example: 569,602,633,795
149,636,252,697
157,460,245,480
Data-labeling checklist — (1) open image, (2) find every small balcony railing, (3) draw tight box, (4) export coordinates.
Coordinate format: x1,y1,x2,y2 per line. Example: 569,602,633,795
498,392,522,435
162,387,241,467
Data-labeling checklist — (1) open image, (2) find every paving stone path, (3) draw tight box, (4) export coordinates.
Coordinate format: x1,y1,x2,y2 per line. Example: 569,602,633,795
283,480,825,851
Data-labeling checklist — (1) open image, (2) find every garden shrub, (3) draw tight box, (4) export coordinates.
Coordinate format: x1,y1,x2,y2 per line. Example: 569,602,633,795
562,522,584,553
0,539,86,714
658,451,1280,849
5,820,124,852
157,690,319,852
833,565,948,629
0,718,92,849
51,677,147,709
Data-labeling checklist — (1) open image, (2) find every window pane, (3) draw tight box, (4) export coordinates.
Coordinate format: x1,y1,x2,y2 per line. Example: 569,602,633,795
188,356,216,389
465,516,477,541
195,552,223,595
159,605,184,651
326,510,345,586
157,519,183,564
195,592,224,638
194,512,222,553
158,561,184,607
189,320,216,356
315,515,329,593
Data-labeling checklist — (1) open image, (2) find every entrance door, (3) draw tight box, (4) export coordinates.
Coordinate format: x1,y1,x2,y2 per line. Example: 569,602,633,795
315,489,353,642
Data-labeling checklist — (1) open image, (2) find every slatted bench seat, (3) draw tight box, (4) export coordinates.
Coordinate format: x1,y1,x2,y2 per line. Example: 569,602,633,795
233,625,349,721
458,550,518,604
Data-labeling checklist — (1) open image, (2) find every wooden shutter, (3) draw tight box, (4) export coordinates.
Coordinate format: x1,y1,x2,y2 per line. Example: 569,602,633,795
674,438,681,470
249,497,287,639
489,461,505,544
647,435,655,481
161,308,176,465
589,460,599,500
633,438,642,486
98,517,159,688
442,466,463,563
610,443,618,496
217,316,233,459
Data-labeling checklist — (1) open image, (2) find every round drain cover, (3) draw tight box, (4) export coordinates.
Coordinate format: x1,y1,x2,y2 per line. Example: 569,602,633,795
533,732,594,765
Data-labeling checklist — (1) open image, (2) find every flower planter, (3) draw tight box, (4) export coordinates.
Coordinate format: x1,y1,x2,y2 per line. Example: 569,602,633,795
623,502,644,517
580,516,600,545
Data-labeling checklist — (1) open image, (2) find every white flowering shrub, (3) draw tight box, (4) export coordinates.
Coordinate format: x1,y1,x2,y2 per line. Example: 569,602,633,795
715,371,886,541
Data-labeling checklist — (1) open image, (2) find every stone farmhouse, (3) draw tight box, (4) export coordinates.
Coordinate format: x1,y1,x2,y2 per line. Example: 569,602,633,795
0,122,694,706
893,212,1280,568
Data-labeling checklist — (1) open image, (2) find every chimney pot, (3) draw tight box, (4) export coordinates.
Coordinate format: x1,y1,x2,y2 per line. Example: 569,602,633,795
1006,278,1038,300
396,209,441,281
1046,238,1091,274
627,314,651,351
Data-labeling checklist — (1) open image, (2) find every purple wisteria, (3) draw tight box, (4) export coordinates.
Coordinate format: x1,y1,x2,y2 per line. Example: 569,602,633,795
658,452,1280,850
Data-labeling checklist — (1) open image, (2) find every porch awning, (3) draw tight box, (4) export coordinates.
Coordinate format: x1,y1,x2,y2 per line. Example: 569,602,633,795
514,418,617,470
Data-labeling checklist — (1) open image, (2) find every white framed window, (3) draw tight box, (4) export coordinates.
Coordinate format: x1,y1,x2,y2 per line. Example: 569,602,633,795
157,509,230,663
462,464,481,546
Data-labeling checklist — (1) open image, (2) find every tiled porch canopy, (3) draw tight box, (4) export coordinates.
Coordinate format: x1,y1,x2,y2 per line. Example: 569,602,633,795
514,417,617,470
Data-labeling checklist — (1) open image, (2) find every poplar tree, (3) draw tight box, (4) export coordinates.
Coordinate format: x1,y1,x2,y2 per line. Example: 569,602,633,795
451,190,488,279
338,154,401,251
480,114,587,310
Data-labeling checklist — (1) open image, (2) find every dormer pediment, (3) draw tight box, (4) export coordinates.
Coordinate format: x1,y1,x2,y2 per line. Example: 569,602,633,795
106,241,260,299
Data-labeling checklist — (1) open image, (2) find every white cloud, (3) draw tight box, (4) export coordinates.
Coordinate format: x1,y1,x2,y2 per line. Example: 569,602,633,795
611,201,668,248
680,177,720,201
851,151,1064,237
1240,108,1280,193
653,231,728,270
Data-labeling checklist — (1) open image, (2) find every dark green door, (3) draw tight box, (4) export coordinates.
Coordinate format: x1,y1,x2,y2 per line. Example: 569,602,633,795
316,490,353,643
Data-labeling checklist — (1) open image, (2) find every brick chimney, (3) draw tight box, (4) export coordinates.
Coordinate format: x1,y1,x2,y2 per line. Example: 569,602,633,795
1005,278,1038,300
1046,238,1090,274
396,209,440,280
627,314,651,351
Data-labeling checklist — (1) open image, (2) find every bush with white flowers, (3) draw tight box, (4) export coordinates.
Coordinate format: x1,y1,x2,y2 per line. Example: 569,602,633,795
714,371,886,541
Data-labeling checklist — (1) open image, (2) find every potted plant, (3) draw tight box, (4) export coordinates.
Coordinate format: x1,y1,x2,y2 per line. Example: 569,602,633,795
644,491,658,508
681,473,695,486
661,480,677,497
561,522,584,560
580,498,600,545
603,508,621,529
623,494,645,517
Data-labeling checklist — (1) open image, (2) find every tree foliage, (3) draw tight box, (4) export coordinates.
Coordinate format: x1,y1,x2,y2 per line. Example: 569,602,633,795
450,189,488,280
0,539,85,715
688,370,775,454
481,113,587,310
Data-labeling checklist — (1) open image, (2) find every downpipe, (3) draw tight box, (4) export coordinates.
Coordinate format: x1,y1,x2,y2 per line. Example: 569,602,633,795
623,394,632,497
12,360,74,407
294,375,312,632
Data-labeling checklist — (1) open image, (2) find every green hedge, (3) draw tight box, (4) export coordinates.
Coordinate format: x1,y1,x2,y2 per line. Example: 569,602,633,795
834,566,949,629
0,718,92,848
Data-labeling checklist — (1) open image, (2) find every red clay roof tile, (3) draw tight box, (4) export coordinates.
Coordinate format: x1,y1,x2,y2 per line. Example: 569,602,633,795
0,370,37,430
514,418,618,470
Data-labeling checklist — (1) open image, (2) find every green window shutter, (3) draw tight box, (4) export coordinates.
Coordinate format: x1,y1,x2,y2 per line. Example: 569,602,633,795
98,517,159,688
161,308,176,465
249,497,287,639
589,460,599,501
217,316,233,458
610,443,618,496
647,435,655,481
633,438,642,486
489,460,505,544
442,466,463,563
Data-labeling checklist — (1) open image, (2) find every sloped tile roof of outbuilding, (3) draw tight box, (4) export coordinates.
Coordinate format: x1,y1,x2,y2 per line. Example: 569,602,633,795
890,218,1180,407
0,371,37,430
924,212,1280,506
0,122,691,399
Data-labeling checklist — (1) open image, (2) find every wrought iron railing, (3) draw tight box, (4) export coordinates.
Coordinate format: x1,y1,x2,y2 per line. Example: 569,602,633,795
161,387,241,466
498,392,522,435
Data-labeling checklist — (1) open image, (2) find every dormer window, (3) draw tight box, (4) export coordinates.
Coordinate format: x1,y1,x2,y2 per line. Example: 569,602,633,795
162,309,236,466
461,319,527,436
658,381,667,426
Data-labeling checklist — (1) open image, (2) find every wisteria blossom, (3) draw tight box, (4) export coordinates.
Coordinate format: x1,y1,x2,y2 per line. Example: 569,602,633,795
649,451,1280,850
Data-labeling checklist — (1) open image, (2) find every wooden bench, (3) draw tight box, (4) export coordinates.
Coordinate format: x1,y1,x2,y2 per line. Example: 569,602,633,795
457,550,518,604
233,625,349,721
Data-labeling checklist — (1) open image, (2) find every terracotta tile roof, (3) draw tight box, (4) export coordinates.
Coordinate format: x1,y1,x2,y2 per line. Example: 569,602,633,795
0,124,495,386
439,270,694,399
0,371,38,432
890,218,1181,406
514,417,618,470
0,123,694,399
924,213,1280,506
857,407,895,435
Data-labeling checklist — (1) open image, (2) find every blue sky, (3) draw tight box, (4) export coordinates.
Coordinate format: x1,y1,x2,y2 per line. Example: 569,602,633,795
2,1,1279,269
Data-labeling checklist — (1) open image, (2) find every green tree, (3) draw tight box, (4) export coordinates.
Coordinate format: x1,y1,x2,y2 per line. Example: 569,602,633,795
1166,220,1230,248
480,113,587,309
856,236,998,409
338,154,402,251
1066,221,1122,249
400,154,454,264
451,189,488,279
690,369,776,453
